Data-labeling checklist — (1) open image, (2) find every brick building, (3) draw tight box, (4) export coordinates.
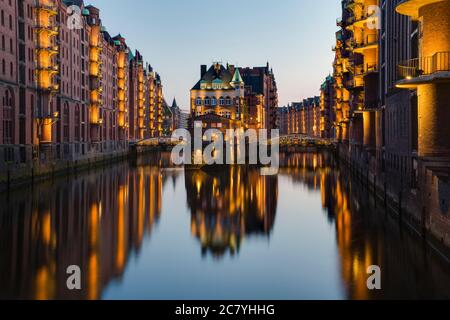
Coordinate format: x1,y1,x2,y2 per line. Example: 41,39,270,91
0,0,167,173
190,62,279,133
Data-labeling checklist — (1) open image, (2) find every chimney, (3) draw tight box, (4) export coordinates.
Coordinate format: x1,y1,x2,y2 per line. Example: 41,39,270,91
201,65,207,78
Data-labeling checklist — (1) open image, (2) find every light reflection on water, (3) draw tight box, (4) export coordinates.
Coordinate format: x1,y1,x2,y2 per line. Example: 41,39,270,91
0,152,449,300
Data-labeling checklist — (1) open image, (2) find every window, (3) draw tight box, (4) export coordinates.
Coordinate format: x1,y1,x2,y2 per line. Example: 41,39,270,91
63,103,69,142
219,97,224,105
2,89,14,144
75,104,80,141
211,97,217,106
195,98,202,106
226,97,231,105
205,98,210,106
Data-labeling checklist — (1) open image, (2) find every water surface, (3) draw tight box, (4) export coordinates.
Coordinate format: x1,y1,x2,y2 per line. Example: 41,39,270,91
0,152,449,300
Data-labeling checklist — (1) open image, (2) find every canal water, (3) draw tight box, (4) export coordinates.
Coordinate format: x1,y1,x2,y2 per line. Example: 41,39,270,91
0,152,449,300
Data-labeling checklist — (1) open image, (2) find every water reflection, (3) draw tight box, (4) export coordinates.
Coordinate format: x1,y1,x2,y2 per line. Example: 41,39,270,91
185,167,277,258
280,152,450,299
0,152,449,299
0,153,175,300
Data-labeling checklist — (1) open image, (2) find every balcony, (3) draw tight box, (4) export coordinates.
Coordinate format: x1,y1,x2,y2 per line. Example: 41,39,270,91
397,52,450,87
36,1,58,15
35,25,59,36
396,0,444,20
353,34,378,53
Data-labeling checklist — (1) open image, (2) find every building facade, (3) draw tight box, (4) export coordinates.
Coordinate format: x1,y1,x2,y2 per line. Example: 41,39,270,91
280,97,321,138
279,0,449,248
329,0,450,248
170,98,189,130
0,0,167,174
239,63,278,130
190,63,246,133
190,62,278,133
320,75,336,139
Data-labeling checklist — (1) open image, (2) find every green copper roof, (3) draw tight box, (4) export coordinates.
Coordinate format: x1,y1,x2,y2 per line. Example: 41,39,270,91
82,8,90,16
212,78,223,83
231,68,244,84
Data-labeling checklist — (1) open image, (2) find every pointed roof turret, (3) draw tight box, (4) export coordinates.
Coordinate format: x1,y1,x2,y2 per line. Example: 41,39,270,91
231,67,244,86
172,97,178,109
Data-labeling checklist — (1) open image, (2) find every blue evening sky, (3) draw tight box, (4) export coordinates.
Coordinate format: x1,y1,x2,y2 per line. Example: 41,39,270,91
90,0,341,111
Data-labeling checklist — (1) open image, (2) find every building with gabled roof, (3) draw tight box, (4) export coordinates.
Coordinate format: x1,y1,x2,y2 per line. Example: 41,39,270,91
190,63,246,131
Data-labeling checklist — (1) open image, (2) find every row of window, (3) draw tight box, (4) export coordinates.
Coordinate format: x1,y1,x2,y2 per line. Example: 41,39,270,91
1,59,13,78
0,8,13,30
2,89,14,144
195,97,234,106
1,35,13,53
195,110,232,119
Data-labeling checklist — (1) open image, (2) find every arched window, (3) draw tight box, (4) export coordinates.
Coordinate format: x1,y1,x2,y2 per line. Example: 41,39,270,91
102,111,107,140
2,88,14,144
74,104,80,141
195,97,202,106
204,97,210,106
211,97,217,106
226,97,231,105
63,102,69,142
1,59,5,75
109,113,113,141
219,97,225,105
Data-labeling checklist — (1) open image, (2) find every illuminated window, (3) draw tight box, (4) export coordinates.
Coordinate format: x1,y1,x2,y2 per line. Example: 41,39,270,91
211,98,216,106
195,98,202,105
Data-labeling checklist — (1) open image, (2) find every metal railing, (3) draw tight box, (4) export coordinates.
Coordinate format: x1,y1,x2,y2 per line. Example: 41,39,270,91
398,52,450,80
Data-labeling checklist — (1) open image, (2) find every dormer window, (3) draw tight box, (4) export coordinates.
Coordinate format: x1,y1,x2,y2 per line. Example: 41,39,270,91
212,78,223,90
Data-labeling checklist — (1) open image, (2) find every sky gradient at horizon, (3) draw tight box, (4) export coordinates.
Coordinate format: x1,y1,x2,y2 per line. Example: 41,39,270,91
90,0,341,111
